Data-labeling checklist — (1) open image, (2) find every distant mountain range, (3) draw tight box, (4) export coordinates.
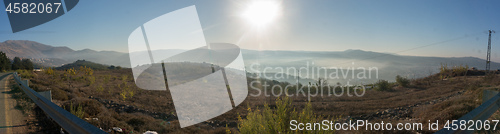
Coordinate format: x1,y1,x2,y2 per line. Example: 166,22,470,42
1,40,498,84
0,40,130,67
241,49,500,84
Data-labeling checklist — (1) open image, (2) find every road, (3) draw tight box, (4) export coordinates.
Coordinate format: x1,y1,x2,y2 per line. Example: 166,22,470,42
0,73,27,134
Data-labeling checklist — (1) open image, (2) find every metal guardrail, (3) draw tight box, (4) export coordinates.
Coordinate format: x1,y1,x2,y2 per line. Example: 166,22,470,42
12,72,106,134
435,91,500,134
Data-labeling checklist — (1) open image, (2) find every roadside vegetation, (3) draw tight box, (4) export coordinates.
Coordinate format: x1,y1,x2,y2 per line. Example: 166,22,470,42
9,78,35,115
237,97,337,134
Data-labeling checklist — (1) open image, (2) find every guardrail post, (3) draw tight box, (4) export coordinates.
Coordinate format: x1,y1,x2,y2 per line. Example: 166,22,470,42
22,79,29,87
38,90,52,102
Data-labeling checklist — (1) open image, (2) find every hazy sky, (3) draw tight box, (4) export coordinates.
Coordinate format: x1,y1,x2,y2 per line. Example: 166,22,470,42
0,0,499,62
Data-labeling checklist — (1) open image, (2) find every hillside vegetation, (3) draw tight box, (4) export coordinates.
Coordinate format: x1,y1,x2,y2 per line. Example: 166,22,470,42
12,59,500,133
56,60,121,70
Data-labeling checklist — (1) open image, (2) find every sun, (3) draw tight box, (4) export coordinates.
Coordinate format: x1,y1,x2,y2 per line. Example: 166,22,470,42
242,1,281,26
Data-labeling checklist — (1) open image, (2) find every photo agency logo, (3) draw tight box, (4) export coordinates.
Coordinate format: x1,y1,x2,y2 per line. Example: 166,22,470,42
127,6,248,128
3,0,79,33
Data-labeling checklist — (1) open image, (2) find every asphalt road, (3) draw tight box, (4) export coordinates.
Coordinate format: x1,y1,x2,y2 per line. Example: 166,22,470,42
0,73,26,134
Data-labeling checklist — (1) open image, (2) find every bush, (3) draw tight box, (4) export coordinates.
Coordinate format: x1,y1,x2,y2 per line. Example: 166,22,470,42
127,118,145,131
96,84,104,92
52,88,69,101
395,75,410,87
439,63,468,79
64,102,85,119
87,76,95,86
238,97,336,134
79,66,94,76
102,75,111,84
45,67,55,75
121,75,128,82
80,100,103,117
375,80,392,91
117,82,134,101
452,64,468,76
16,69,34,79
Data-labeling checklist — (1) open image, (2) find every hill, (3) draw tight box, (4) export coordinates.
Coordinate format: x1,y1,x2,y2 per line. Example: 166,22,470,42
0,40,130,67
55,60,117,70
0,40,73,58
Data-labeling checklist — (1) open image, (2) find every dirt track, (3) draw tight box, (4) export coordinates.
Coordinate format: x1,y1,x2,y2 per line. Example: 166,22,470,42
0,73,27,134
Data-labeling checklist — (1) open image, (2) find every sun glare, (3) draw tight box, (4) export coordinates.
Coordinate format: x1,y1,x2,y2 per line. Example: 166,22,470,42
242,1,280,26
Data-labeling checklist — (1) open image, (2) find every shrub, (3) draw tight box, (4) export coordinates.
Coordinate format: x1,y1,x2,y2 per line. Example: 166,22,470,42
80,100,103,117
118,82,133,100
395,75,410,87
102,75,111,84
439,63,468,79
16,69,34,79
87,76,95,86
120,91,127,100
66,68,77,76
439,63,449,80
45,67,54,75
96,84,104,92
451,64,468,76
65,68,77,88
375,80,392,91
79,66,94,76
128,89,134,99
121,75,128,82
127,118,145,131
64,102,85,119
52,88,69,101
238,97,335,134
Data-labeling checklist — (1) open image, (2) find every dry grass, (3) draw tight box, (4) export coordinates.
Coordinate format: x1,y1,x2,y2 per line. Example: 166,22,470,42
22,67,500,133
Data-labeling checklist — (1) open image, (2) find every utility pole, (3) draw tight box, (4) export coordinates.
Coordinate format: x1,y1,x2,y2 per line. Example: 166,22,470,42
486,30,495,72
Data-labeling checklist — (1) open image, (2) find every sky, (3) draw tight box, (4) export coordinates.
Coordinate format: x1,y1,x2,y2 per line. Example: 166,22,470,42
0,0,499,62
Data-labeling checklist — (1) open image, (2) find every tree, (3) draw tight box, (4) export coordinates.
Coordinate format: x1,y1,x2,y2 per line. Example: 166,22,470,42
21,59,33,70
11,57,22,70
0,51,11,71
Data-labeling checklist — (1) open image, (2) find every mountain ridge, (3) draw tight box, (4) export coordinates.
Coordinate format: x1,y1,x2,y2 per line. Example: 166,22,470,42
0,40,131,67
0,40,498,73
